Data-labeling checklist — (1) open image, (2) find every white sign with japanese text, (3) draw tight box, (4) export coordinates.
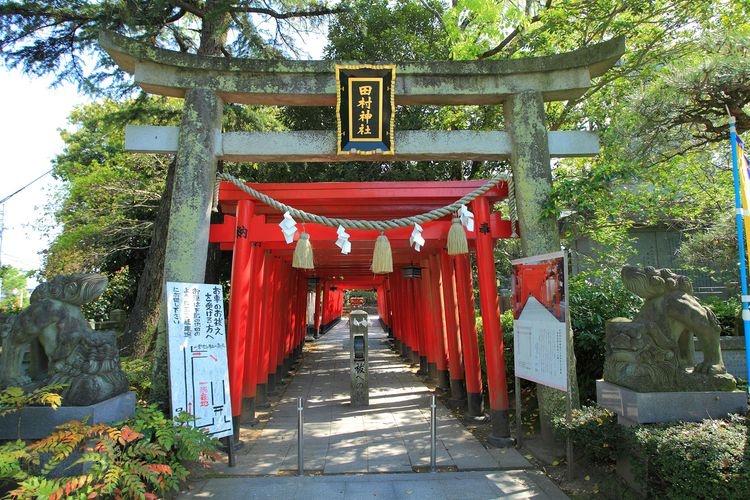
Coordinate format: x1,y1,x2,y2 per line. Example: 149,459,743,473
513,298,568,390
166,282,233,439
511,252,570,392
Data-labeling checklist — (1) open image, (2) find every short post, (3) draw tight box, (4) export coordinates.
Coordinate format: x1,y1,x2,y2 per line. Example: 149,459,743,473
297,396,304,476
515,376,523,447
349,310,369,406
430,394,437,472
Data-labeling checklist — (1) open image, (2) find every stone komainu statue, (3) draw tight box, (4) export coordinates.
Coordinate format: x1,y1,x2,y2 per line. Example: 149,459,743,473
0,273,129,405
603,265,736,392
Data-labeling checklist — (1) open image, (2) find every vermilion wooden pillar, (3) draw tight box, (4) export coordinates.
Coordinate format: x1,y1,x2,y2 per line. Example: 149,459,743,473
417,265,433,376
296,271,307,356
313,281,322,337
376,286,386,330
399,273,412,359
455,253,484,417
283,266,296,372
429,253,450,390
418,261,435,378
275,262,290,383
255,250,274,407
384,277,394,337
406,275,421,367
472,197,512,446
240,242,264,424
226,200,254,427
389,273,402,354
335,288,343,317
321,283,330,332
402,274,415,362
267,256,283,393
440,249,467,403
420,258,440,382
394,273,407,357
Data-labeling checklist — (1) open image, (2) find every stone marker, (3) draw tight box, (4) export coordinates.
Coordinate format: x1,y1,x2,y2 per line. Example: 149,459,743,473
349,310,369,407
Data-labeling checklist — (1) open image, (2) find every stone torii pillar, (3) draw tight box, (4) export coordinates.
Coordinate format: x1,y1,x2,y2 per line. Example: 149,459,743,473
152,88,223,403
505,90,578,441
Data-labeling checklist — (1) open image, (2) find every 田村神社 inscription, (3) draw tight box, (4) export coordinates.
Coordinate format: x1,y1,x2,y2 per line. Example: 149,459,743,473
336,65,395,155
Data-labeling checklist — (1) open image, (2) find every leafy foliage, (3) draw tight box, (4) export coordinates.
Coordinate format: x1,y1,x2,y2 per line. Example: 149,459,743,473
0,266,31,312
45,98,181,277
0,385,65,418
0,0,344,94
120,356,153,402
627,414,750,499
0,404,219,499
569,270,642,402
678,214,739,285
552,405,621,464
703,296,742,337
553,406,750,498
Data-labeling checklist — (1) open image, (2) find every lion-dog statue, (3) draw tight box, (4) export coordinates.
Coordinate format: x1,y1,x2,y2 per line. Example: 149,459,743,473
0,273,129,405
603,265,736,392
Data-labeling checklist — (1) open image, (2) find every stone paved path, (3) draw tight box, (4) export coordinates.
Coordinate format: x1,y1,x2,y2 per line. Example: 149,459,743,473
180,317,568,499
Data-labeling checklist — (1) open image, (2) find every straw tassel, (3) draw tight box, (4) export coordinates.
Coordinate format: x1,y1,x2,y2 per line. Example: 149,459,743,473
371,231,393,274
292,232,315,269
447,217,469,255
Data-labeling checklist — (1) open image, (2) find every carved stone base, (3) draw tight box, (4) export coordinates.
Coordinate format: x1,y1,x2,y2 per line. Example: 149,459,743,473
596,380,747,425
0,391,136,441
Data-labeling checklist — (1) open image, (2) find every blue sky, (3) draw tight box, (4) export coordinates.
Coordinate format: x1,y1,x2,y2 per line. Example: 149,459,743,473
0,68,86,273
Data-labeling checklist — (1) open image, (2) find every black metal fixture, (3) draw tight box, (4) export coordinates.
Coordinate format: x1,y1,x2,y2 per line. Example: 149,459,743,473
401,265,422,279
307,276,319,291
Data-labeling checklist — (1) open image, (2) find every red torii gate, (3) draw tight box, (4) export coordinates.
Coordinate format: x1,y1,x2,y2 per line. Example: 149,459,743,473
209,178,514,445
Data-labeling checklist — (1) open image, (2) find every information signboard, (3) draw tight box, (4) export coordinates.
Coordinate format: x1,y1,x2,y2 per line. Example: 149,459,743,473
165,282,233,439
511,251,570,391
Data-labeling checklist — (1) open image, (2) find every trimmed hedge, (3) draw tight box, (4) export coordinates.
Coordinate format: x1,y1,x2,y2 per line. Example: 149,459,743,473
553,406,750,499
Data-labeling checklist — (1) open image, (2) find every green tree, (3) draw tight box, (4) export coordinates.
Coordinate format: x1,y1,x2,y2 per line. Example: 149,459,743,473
0,265,31,311
2,1,345,401
0,0,344,95
45,97,181,353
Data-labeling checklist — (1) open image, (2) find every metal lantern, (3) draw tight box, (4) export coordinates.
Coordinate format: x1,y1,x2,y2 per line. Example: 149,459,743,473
401,265,422,279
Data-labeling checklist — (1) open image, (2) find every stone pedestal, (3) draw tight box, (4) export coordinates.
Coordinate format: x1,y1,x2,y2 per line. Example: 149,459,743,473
0,391,136,440
596,380,747,425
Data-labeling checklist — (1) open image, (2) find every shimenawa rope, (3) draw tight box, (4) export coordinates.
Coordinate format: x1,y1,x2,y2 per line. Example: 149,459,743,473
216,171,513,230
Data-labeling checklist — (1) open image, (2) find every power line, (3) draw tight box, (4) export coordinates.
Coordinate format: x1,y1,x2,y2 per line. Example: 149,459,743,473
0,169,53,204
0,169,53,268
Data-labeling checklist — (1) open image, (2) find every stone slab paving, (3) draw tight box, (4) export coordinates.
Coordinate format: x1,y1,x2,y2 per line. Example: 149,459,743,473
182,470,568,499
180,317,568,499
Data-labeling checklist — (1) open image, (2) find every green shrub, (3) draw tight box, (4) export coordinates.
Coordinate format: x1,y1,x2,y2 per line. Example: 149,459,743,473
120,356,153,402
569,269,642,402
0,403,218,499
0,385,65,419
703,296,742,336
552,405,621,463
500,310,515,387
554,404,750,499
625,415,750,499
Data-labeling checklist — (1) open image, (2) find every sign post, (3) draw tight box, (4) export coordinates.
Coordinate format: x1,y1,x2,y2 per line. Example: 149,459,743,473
510,252,573,474
165,282,234,462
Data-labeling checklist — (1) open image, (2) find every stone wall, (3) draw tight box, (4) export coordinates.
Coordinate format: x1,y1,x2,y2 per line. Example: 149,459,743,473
695,336,747,378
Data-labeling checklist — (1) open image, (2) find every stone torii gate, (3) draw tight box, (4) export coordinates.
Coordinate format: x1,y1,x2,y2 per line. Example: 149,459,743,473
100,31,624,446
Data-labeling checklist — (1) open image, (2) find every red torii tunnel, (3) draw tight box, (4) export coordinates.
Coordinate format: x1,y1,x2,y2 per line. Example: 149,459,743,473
210,178,515,445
